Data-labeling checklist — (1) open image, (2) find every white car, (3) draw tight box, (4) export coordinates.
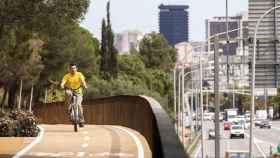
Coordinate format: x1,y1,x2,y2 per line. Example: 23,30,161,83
204,113,214,121
219,113,224,121
245,113,250,121
230,125,245,139
254,119,263,127
236,115,246,122
208,129,215,139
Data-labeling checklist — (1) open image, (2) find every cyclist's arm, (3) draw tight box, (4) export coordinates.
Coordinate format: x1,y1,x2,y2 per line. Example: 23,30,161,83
81,78,88,89
61,75,68,89
80,73,88,89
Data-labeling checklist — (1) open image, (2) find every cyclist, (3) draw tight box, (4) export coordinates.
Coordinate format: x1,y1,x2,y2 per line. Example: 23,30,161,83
61,63,88,127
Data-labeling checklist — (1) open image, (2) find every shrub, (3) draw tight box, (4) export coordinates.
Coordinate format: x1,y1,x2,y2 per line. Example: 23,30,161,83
0,110,39,137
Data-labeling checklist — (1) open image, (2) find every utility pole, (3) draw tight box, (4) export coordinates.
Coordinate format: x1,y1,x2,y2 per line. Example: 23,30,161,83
195,88,198,131
200,49,204,158
182,68,185,146
214,36,221,158
191,79,194,133
178,71,181,140
226,0,230,87
264,88,268,112
173,69,177,134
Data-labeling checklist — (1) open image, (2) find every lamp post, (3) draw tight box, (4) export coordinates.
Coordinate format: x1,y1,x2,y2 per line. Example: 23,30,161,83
250,5,280,158
183,27,248,157
199,47,205,158
173,69,178,134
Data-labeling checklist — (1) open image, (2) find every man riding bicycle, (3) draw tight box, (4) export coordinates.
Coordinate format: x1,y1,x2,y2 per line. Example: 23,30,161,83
60,63,88,127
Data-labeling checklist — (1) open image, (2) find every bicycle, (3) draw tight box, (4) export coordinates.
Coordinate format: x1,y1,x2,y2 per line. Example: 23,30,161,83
67,89,81,132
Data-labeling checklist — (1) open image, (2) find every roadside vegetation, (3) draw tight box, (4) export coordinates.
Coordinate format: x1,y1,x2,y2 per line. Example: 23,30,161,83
0,1,177,136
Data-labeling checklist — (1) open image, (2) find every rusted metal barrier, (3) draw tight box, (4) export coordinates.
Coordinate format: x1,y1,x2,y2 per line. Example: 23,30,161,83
34,95,187,158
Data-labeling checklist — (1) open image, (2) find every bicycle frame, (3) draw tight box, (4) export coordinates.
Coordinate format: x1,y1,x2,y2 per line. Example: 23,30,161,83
68,91,80,132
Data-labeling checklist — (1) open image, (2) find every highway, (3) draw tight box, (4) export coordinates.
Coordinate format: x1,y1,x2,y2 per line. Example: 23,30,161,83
192,120,280,158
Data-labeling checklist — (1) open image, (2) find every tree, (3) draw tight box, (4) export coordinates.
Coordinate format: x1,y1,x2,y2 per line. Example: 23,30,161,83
0,0,91,107
139,32,177,72
106,1,118,78
100,19,110,80
100,1,118,80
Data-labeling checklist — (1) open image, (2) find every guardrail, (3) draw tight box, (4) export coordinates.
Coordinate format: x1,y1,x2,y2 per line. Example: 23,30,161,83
34,95,188,158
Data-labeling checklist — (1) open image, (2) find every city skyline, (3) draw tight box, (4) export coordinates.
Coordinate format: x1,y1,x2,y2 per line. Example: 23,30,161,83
81,0,248,41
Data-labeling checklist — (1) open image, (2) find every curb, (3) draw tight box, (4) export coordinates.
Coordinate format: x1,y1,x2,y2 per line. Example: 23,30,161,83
187,133,202,155
12,125,44,158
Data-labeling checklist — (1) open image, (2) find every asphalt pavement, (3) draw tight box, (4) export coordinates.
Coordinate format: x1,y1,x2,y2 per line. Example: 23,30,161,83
0,125,152,158
192,120,280,158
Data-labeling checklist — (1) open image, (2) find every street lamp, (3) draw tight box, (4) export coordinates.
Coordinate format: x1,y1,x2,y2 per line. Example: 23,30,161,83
250,5,280,158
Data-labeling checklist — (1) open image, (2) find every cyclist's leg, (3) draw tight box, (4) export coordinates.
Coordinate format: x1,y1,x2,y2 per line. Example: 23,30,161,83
77,93,85,124
65,89,73,112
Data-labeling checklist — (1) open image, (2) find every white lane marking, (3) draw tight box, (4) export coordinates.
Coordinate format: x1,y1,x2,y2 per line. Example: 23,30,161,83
255,141,267,158
194,143,201,158
77,152,85,157
28,152,74,157
244,133,267,158
81,143,89,148
94,152,134,157
113,126,144,158
13,126,44,158
84,136,91,141
83,131,88,135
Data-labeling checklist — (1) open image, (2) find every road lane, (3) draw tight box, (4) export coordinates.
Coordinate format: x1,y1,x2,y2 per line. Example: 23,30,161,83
193,120,273,158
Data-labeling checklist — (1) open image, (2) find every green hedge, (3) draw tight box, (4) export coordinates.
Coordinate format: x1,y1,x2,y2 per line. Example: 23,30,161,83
0,110,39,137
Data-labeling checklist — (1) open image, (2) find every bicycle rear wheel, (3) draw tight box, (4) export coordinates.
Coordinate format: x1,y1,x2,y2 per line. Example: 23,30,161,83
73,105,78,132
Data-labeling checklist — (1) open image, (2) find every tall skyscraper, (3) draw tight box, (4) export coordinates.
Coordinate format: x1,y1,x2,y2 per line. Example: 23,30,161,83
249,0,280,88
158,4,189,47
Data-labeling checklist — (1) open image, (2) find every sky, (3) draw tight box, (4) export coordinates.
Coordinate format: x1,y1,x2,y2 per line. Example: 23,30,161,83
80,0,248,41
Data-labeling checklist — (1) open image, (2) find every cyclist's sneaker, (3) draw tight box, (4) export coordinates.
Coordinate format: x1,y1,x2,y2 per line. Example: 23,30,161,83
79,123,84,128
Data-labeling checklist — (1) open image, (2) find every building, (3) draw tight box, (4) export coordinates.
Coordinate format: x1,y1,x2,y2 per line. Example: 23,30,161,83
159,4,189,47
205,14,248,55
175,42,192,65
114,30,144,55
249,0,280,88
201,13,250,88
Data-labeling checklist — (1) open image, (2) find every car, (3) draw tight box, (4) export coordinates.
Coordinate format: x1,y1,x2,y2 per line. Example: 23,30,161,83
239,120,250,130
208,129,215,139
254,119,263,127
224,122,231,130
236,115,246,122
219,113,224,121
211,113,224,122
230,125,245,139
204,112,214,121
259,120,272,129
245,113,250,121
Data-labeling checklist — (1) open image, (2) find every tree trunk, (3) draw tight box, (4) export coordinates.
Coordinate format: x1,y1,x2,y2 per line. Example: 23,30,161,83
8,82,17,109
33,85,41,103
1,86,7,109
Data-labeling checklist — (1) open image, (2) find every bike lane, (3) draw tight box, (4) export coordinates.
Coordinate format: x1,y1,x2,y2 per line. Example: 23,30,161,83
3,125,152,158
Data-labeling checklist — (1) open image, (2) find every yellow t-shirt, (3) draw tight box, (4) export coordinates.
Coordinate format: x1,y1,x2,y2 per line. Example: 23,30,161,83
62,72,85,93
